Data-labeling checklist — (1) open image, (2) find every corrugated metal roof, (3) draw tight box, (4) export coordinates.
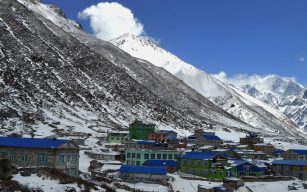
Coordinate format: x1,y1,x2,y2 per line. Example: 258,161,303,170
289,149,307,155
136,140,156,145
119,165,167,175
203,135,222,141
272,160,307,166
180,152,219,160
0,137,68,149
143,160,178,167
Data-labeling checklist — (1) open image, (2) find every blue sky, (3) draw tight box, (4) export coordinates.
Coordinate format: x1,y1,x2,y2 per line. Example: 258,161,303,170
42,0,307,85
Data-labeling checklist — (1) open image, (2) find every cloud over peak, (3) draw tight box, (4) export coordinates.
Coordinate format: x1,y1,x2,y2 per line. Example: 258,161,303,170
79,2,144,41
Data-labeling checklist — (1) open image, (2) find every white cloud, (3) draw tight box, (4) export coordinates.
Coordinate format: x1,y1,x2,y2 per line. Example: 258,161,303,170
79,2,144,40
299,57,305,62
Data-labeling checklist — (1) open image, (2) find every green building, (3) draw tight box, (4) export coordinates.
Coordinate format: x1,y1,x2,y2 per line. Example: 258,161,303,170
179,152,228,179
125,149,180,166
128,120,155,140
107,131,130,144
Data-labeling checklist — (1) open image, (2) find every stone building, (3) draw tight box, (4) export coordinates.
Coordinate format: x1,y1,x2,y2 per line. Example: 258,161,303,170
272,160,307,180
0,137,79,176
253,143,275,155
239,133,263,147
188,130,222,147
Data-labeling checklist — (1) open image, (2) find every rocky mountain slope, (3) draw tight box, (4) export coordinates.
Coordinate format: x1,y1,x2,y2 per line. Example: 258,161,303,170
0,0,258,139
111,34,305,139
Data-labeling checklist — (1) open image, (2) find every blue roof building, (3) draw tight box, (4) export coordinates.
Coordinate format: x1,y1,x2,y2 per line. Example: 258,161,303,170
0,137,79,177
0,137,69,149
119,165,167,175
272,160,307,166
271,160,307,180
187,130,223,147
143,160,178,172
203,135,222,141
283,149,307,161
180,152,220,160
226,160,266,177
179,152,228,179
119,165,168,184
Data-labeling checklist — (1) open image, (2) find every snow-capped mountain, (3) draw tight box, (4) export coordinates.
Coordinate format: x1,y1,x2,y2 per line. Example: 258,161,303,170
111,34,305,139
237,75,304,106
214,73,306,131
280,88,307,131
0,0,259,139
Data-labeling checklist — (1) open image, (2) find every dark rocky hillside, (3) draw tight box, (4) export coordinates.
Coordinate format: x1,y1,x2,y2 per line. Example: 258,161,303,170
0,0,252,137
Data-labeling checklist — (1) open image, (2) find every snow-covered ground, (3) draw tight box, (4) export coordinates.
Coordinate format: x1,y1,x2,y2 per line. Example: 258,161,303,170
169,174,306,192
121,182,168,192
13,173,99,192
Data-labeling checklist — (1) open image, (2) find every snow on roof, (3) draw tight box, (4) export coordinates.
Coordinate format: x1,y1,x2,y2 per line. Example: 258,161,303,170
119,165,167,175
0,137,68,149
254,143,273,146
199,145,214,149
212,148,230,152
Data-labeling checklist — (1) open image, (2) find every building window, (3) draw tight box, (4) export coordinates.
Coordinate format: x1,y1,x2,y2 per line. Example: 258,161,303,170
168,154,173,159
21,154,30,162
71,154,78,163
194,169,200,175
195,160,200,167
163,154,167,159
127,160,130,165
203,161,208,167
71,168,76,176
58,154,65,163
136,161,140,166
136,153,141,159
9,153,16,161
127,153,131,158
151,154,155,159
157,154,161,159
38,154,48,164
0,152,7,158
132,153,135,158
174,154,178,159
144,154,149,159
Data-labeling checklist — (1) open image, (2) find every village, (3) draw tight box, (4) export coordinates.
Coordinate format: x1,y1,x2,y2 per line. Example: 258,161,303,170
0,119,307,192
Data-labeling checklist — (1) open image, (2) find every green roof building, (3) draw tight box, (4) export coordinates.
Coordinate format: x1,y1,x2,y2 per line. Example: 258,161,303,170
128,120,155,140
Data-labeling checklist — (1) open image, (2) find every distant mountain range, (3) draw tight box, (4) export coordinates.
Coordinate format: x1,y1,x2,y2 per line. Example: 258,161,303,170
111,34,306,137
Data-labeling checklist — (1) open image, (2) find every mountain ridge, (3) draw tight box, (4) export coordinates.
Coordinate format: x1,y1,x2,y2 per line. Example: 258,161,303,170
110,33,306,139
0,0,256,139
